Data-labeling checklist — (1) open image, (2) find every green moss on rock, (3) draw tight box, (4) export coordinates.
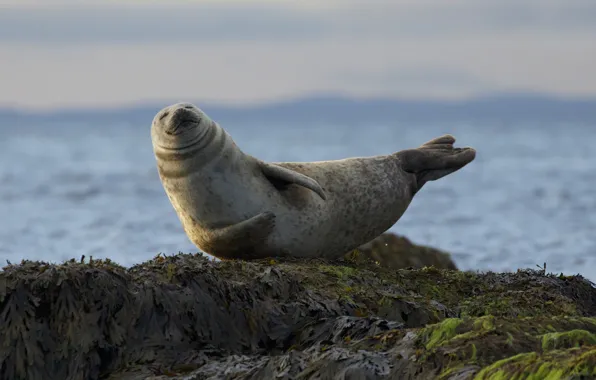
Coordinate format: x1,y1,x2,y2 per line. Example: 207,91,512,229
540,329,596,350
421,317,465,350
475,347,596,380
405,315,596,378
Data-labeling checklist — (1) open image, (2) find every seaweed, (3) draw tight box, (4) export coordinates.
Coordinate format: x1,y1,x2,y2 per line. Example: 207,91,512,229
0,244,594,379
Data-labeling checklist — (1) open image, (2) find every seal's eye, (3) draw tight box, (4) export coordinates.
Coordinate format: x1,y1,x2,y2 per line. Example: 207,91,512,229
159,111,169,121
184,105,193,110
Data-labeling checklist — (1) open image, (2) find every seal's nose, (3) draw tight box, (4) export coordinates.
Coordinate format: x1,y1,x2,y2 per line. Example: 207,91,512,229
171,107,193,120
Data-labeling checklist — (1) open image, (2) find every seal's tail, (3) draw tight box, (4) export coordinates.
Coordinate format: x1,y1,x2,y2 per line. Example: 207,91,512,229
398,134,476,190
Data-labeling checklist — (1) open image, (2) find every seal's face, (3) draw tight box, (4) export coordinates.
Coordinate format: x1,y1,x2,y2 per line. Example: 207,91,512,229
151,103,212,150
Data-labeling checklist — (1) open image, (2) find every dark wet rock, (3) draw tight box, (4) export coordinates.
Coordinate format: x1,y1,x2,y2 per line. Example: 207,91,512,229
0,252,595,379
354,233,458,270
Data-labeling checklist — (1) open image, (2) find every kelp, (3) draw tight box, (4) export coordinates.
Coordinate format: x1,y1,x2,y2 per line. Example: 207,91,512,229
0,248,594,379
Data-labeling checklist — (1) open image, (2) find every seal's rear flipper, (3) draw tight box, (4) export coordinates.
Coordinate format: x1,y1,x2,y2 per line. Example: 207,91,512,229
397,134,476,190
259,162,327,200
200,211,277,259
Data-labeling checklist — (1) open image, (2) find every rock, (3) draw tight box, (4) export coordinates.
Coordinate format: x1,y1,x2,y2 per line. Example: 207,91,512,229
353,233,458,270
0,253,595,379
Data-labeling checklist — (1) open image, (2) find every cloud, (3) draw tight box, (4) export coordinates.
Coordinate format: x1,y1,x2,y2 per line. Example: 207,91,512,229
0,1,595,45
340,67,489,92
0,6,326,44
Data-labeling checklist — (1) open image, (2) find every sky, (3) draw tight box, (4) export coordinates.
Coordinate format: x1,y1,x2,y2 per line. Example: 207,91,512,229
0,0,595,110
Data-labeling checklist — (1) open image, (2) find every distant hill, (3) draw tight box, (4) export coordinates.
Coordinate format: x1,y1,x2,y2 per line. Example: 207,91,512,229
1,93,596,127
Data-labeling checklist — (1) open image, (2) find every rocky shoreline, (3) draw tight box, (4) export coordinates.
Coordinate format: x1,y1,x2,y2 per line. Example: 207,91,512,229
1,233,595,379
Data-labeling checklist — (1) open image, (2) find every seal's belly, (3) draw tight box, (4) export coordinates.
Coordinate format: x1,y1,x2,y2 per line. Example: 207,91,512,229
268,190,411,257
266,197,329,256
164,170,272,226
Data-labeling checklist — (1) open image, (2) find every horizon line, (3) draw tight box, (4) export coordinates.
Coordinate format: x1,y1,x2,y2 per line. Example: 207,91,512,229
2,91,596,114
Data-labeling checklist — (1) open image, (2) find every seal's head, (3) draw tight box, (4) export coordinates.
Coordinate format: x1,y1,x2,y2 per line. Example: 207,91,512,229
151,102,213,151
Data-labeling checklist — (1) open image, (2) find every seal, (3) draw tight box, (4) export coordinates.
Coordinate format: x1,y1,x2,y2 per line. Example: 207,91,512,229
151,102,476,260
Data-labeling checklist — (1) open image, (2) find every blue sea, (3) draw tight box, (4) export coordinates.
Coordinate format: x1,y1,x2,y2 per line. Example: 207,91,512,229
1,116,595,281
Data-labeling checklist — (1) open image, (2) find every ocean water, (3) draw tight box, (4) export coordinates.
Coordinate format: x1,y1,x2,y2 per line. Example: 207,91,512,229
1,118,595,281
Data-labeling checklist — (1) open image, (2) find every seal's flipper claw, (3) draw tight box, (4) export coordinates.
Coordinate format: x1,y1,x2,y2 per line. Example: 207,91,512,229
201,211,277,259
259,162,327,200
420,134,456,147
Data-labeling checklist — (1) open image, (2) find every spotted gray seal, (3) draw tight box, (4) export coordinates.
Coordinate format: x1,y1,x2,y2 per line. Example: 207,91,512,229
151,102,476,260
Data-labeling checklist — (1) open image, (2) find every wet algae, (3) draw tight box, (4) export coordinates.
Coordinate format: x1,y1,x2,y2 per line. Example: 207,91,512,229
0,249,595,379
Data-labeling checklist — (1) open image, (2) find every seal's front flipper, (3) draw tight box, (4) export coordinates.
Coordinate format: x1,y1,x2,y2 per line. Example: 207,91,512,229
397,134,476,190
259,162,327,200
201,211,277,259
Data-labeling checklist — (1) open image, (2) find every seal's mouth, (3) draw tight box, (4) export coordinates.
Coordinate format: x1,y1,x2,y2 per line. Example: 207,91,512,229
165,118,202,136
